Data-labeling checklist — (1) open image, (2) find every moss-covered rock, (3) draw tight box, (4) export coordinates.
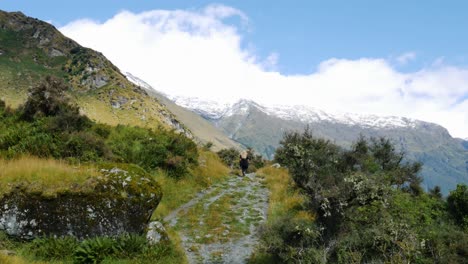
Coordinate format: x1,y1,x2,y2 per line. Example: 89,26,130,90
0,163,162,239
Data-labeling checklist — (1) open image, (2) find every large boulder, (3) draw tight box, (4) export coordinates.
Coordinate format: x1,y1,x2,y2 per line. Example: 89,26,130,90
0,163,162,239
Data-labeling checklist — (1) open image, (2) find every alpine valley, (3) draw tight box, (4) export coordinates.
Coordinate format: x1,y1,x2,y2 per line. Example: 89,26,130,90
0,7,467,264
1,9,465,195
168,95,468,194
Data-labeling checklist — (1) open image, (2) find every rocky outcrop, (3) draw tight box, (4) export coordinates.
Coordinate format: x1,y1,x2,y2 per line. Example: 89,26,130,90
146,221,169,245
0,11,78,56
0,164,162,240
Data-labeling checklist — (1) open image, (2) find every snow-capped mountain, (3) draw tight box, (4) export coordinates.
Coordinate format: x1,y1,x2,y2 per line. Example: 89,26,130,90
126,71,424,131
169,96,467,195
124,73,466,195
171,96,422,130
170,96,231,120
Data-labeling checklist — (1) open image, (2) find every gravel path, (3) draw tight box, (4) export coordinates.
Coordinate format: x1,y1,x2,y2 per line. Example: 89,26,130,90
166,173,269,264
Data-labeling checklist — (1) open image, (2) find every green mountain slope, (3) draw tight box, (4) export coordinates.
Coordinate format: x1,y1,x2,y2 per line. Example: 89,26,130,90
0,10,189,134
146,89,241,151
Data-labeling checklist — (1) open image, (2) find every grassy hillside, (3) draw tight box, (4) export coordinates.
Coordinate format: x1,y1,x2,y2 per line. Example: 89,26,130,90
148,90,241,152
0,156,99,198
0,77,232,264
0,10,189,134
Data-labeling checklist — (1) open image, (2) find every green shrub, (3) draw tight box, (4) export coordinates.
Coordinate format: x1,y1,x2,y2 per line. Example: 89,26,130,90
113,233,148,258
0,85,197,178
217,147,240,168
202,141,213,151
247,148,266,171
2,233,181,264
64,131,110,161
259,128,468,263
73,234,177,263
21,75,74,120
259,215,322,263
28,236,79,260
447,184,468,229
106,125,198,178
74,237,117,264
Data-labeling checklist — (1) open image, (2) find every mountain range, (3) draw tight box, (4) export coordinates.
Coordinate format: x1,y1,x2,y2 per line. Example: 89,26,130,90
169,96,468,194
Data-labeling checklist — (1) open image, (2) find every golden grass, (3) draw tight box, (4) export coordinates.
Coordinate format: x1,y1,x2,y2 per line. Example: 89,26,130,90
0,254,48,264
165,228,189,264
0,255,25,264
152,150,230,219
0,156,99,198
257,166,315,223
76,91,172,131
190,151,230,187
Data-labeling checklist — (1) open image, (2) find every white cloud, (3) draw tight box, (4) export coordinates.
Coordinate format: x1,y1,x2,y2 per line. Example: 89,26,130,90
396,52,416,64
261,52,279,71
59,5,468,138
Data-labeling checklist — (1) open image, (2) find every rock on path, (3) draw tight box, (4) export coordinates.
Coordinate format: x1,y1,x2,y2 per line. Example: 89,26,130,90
166,173,269,264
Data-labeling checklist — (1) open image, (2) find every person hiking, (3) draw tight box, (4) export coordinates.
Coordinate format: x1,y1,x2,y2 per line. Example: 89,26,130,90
239,150,249,176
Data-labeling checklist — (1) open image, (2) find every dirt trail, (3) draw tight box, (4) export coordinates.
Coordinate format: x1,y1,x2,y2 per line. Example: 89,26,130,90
166,173,269,264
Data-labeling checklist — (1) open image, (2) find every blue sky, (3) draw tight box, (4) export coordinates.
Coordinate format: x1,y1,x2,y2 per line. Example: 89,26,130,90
1,1,468,137
3,0,468,74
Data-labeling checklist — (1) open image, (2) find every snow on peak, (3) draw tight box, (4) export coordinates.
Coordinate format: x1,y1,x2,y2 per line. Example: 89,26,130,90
120,73,421,130
171,96,421,129
170,96,232,120
125,72,154,91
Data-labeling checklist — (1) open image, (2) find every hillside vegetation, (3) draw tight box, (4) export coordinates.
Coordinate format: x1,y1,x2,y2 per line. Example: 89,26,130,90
251,129,468,263
0,76,206,263
0,76,197,178
0,10,187,132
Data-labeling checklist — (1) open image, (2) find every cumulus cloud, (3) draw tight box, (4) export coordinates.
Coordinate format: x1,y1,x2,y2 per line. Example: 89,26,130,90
59,5,468,138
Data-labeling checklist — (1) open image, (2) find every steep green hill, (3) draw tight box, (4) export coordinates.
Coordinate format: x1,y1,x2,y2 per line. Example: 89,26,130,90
146,90,242,152
0,10,189,134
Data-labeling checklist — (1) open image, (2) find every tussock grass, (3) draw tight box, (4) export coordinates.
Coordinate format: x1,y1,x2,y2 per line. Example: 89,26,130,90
0,255,34,264
190,151,231,187
257,166,315,223
0,156,99,198
152,150,230,220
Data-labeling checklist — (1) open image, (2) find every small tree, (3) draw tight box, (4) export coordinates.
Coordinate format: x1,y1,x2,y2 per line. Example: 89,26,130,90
275,127,342,197
202,141,214,151
447,184,468,229
21,76,91,131
217,148,240,168
429,185,443,199
21,76,72,119
245,147,265,172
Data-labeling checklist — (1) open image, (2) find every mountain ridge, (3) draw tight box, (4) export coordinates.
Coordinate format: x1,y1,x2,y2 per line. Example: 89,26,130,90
169,95,468,194
124,73,242,151
170,96,452,132
0,10,190,136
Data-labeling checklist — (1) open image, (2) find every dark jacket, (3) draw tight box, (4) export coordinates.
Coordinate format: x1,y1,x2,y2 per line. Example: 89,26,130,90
240,155,249,169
